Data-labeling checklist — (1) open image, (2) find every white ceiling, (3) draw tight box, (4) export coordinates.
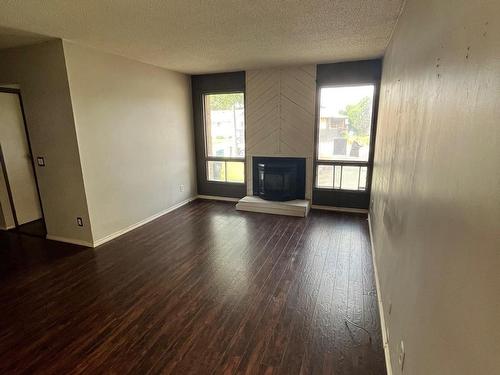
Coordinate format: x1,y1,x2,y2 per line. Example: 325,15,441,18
0,0,404,74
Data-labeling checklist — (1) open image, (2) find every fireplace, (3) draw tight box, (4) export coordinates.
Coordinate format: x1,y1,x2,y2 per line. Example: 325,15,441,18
253,157,306,201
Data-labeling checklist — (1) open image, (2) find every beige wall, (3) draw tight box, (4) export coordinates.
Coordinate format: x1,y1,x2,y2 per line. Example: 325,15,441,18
245,66,316,199
63,41,197,243
0,41,93,244
371,0,500,374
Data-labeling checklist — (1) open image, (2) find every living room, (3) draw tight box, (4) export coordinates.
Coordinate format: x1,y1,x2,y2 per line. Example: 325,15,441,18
0,1,498,374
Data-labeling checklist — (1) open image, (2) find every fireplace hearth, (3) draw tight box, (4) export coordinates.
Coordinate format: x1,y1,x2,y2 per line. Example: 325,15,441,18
253,157,305,201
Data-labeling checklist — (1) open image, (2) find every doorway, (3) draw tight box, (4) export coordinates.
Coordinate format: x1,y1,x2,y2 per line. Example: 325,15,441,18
0,88,46,237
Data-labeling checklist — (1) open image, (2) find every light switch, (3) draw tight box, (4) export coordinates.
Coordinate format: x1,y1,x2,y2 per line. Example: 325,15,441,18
37,157,45,167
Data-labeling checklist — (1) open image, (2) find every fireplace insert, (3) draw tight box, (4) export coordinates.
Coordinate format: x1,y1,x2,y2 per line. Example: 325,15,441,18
253,157,305,201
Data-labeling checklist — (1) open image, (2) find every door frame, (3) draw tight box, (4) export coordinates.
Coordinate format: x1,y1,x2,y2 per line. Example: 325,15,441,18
0,87,46,233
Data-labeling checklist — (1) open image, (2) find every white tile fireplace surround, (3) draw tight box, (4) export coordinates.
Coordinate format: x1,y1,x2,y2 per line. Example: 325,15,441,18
238,65,316,217
245,65,316,200
236,196,310,217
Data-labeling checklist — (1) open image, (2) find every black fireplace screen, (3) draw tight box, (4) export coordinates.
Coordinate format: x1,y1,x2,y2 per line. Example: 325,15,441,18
253,157,306,201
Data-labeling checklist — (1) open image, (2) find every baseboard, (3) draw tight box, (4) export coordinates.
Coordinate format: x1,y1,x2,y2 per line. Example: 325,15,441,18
197,194,240,202
368,213,393,375
92,196,197,247
46,235,93,247
311,204,368,214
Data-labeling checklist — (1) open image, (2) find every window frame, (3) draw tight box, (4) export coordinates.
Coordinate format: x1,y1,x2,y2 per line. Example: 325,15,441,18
202,90,246,185
314,83,377,193
315,162,369,191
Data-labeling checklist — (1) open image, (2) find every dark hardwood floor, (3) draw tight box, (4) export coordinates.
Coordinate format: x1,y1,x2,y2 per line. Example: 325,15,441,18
15,218,47,238
0,199,386,374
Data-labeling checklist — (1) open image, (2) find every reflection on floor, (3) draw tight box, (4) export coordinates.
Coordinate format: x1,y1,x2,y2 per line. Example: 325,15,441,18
14,218,46,238
0,199,386,374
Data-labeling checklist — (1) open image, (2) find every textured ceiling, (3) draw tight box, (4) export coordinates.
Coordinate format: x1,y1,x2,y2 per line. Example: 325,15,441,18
0,0,404,74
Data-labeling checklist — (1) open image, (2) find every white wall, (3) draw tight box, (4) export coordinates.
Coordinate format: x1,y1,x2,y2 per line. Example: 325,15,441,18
245,66,316,199
63,41,197,243
0,41,93,244
0,91,42,225
371,0,500,374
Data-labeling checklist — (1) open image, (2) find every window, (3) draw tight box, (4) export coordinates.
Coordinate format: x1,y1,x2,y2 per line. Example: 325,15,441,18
315,85,375,191
204,93,245,183
316,165,368,190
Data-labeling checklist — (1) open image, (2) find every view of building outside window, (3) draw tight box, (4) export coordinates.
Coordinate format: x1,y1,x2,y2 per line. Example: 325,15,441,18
204,93,245,183
316,85,374,190
317,85,374,162
204,93,245,158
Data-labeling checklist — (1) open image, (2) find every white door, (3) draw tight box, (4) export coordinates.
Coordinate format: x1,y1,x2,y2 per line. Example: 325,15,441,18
0,92,42,225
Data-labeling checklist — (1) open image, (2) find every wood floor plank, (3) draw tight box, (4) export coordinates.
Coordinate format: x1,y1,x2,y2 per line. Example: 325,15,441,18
226,217,311,375
0,200,386,375
204,219,306,374
146,218,294,374
297,212,341,375
275,212,335,374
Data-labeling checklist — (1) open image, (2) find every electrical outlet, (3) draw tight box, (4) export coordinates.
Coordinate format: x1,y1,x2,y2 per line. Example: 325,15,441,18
179,184,185,192
398,340,405,371
77,217,83,227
